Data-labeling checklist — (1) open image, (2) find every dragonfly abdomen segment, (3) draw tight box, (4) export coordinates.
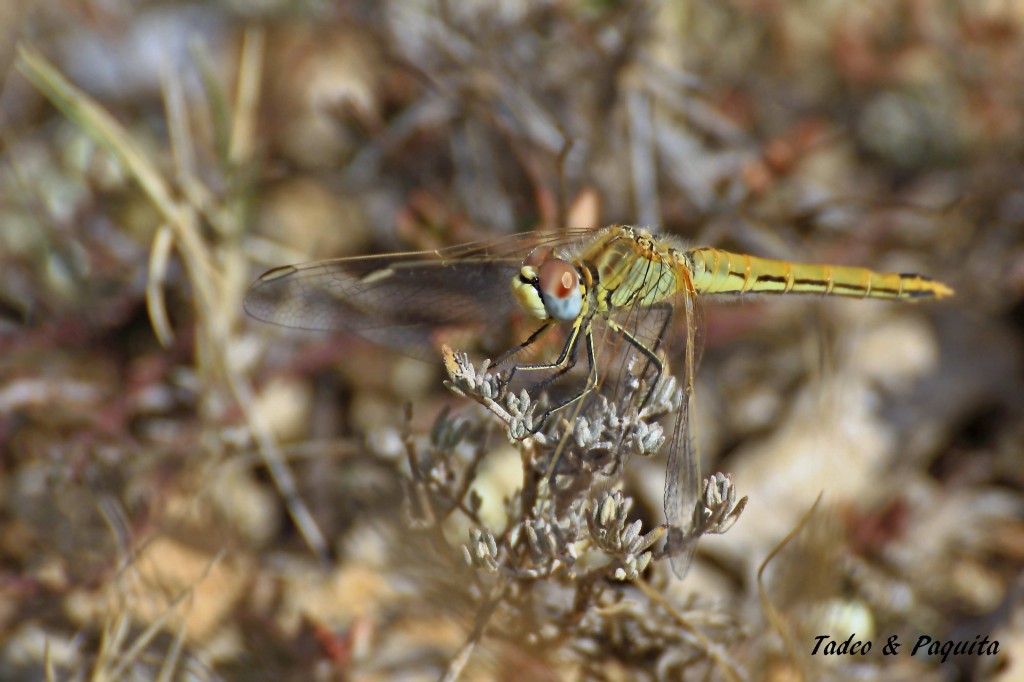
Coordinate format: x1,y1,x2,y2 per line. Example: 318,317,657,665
684,247,954,301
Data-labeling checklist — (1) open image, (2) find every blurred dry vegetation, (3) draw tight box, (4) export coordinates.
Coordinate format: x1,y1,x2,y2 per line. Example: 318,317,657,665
1,1,1023,681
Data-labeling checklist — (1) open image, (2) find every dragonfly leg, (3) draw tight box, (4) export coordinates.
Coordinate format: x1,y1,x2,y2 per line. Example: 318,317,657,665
647,301,674,355
493,321,555,367
531,329,599,433
608,316,666,413
640,301,674,411
524,330,586,397
503,317,584,390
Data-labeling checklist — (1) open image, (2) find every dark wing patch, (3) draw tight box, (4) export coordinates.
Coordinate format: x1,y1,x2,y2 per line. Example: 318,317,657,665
244,254,522,361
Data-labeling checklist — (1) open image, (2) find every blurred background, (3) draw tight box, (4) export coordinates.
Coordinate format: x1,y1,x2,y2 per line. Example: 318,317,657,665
1,1,1022,680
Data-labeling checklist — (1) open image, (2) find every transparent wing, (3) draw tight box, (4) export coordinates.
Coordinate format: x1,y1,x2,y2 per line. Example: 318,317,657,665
662,290,704,579
592,267,705,579
585,259,705,580
245,255,520,360
244,227,613,361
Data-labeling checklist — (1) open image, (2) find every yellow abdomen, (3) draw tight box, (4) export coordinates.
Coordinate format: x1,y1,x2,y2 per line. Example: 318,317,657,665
684,247,954,301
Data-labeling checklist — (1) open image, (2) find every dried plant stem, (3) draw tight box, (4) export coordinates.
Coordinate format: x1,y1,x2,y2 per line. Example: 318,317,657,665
633,578,746,682
757,492,826,682
229,26,264,168
15,41,328,560
441,579,510,682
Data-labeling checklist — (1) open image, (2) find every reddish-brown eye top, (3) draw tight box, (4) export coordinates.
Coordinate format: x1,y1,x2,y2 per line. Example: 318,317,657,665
525,247,554,268
538,260,578,299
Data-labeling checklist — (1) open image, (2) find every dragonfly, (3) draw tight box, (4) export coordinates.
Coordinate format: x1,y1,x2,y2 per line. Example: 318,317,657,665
244,224,954,578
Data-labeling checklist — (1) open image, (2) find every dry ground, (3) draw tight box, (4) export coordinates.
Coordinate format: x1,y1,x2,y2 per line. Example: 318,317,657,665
1,2,1022,681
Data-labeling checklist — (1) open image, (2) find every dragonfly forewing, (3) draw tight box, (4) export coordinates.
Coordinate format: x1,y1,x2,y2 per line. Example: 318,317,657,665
244,253,527,361
243,228,623,360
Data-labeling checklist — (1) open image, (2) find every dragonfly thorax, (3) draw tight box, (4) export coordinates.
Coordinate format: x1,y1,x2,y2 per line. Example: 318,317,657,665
511,258,584,323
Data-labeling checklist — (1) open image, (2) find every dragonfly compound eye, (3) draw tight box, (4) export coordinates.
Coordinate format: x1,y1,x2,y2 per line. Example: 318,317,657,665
538,259,582,322
511,265,549,320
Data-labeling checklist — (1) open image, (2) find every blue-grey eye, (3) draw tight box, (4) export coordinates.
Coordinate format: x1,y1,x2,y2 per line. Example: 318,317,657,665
537,259,582,322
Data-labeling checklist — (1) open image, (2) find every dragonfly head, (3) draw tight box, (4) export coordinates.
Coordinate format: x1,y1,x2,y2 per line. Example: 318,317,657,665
512,258,584,323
